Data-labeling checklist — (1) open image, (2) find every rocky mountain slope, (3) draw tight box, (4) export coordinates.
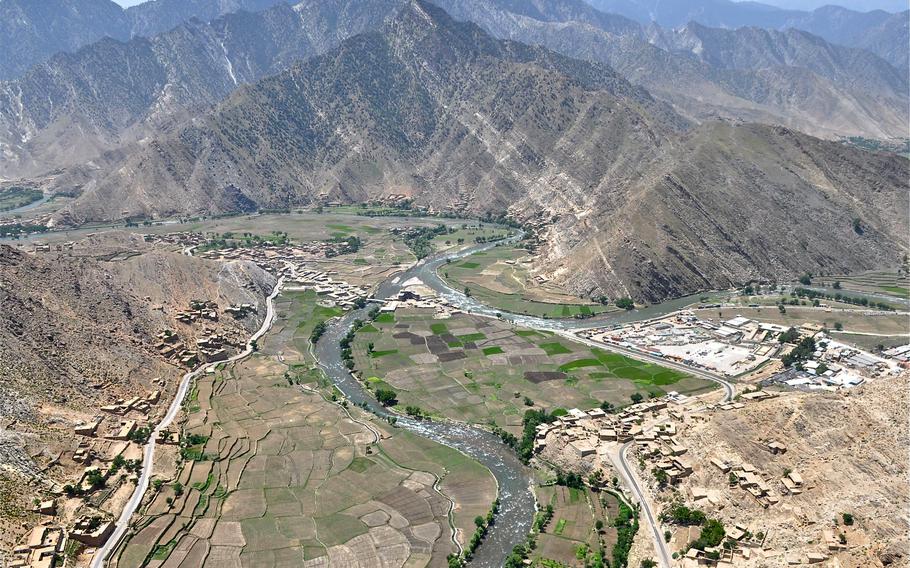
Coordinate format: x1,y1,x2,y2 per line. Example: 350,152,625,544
2,0,902,181
586,0,909,69
0,234,273,417
0,1,403,179
0,0,288,82
435,0,908,139
49,1,909,302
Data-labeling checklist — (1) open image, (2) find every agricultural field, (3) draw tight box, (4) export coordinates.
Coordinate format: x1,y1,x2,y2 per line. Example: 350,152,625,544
532,485,621,568
351,310,713,434
112,288,495,568
814,269,910,300
0,186,43,212
439,245,615,318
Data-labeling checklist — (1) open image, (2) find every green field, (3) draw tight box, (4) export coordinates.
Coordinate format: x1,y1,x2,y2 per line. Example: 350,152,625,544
439,245,615,319
814,269,910,300
0,186,43,212
533,485,621,567
351,309,713,433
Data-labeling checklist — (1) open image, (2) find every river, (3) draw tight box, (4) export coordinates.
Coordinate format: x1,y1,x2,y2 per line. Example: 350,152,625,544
311,234,725,567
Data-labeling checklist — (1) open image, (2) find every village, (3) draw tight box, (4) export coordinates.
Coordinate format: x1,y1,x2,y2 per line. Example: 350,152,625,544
6,291,263,568
533,384,858,568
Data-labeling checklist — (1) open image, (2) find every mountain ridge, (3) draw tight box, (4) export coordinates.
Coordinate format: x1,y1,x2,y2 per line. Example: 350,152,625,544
45,0,908,302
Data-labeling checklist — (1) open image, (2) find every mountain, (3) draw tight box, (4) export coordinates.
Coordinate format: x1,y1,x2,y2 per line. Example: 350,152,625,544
2,0,904,181
0,1,401,179
637,22,908,138
585,0,909,69
434,0,907,139
49,1,909,301
0,0,288,82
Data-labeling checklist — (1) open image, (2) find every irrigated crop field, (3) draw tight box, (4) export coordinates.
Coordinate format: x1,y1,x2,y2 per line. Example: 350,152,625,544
815,269,910,299
352,310,713,433
533,485,621,567
439,245,615,318
114,287,495,568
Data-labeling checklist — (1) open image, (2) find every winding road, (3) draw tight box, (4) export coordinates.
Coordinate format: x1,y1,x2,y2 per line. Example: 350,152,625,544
90,276,285,568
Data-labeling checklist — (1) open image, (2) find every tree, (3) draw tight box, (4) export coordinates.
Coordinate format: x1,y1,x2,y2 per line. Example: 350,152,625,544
630,392,644,404
842,512,854,526
595,519,604,532
834,322,843,331
853,218,864,234
641,560,658,568
664,530,672,543
833,281,842,289
652,467,669,488
615,297,635,310
778,328,799,343
799,273,812,285
474,515,486,529
374,388,398,406
463,287,472,297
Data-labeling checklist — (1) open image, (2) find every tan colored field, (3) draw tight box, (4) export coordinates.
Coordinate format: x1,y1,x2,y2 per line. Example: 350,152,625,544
534,485,621,567
440,245,615,318
696,306,909,336
113,288,495,568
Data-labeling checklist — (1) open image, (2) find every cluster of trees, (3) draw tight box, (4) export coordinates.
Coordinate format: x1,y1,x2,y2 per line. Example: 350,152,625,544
324,235,362,257
782,336,816,368
128,426,151,444
448,499,500,567
661,503,726,555
518,409,558,463
339,325,357,369
554,470,585,490
792,287,894,311
612,502,640,568
0,222,47,238
402,224,449,259
593,295,635,311
404,404,428,419
374,387,397,407
310,321,328,344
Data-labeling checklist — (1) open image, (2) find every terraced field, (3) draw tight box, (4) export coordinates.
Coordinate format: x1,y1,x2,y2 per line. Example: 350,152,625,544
534,486,621,568
815,269,910,300
351,310,713,434
439,245,615,318
112,290,495,568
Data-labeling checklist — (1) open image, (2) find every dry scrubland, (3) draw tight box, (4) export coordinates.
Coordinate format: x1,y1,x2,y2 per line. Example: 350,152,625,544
353,309,713,434
665,373,909,567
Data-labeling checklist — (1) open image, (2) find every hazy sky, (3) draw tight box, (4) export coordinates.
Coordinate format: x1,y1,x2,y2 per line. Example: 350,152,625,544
109,0,906,11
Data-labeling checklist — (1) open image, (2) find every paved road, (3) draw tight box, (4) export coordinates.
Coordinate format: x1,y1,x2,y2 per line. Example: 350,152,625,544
572,334,734,568
90,276,284,568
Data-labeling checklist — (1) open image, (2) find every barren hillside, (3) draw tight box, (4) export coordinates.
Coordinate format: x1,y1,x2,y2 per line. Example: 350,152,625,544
668,375,909,567
0,236,274,548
